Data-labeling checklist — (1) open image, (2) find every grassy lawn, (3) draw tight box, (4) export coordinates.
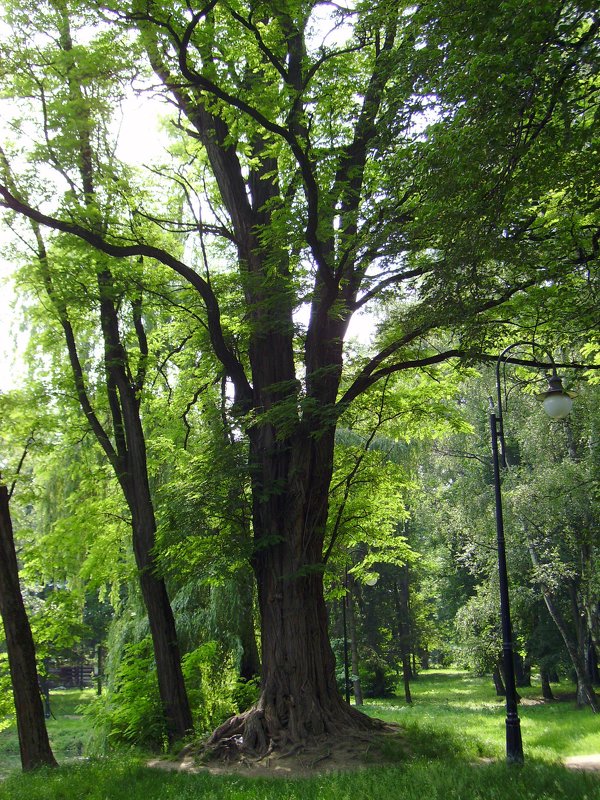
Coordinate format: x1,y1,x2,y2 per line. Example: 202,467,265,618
363,669,600,762
0,688,94,778
0,671,598,799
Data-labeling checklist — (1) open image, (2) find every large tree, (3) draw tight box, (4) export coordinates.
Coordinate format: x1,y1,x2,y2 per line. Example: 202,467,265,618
0,0,598,753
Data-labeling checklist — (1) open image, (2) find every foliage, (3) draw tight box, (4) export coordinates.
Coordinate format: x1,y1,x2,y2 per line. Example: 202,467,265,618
0,0,598,750
85,633,245,748
85,637,167,750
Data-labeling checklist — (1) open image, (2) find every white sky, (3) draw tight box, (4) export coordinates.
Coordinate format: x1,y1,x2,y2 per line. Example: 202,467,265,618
0,8,372,393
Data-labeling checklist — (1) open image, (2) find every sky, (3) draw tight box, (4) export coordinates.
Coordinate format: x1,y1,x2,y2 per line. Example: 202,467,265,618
0,7,370,393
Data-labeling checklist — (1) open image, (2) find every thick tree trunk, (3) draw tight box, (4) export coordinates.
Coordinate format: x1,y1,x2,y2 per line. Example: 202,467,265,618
208,432,378,754
0,484,57,771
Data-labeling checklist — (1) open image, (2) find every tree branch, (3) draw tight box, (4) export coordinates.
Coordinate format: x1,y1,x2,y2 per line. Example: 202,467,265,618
0,183,253,410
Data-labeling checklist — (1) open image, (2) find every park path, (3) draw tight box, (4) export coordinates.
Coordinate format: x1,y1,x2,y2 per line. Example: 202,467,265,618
564,754,600,772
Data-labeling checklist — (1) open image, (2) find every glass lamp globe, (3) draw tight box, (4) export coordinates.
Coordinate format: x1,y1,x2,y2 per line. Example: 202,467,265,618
536,375,575,420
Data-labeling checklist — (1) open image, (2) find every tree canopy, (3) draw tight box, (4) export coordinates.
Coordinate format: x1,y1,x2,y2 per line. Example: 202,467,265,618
0,0,598,758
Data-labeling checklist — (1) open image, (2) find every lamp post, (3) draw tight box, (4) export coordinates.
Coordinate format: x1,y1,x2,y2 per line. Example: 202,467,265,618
490,344,575,764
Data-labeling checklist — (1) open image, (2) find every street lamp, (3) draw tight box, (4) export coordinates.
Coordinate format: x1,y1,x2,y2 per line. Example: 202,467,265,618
490,344,574,764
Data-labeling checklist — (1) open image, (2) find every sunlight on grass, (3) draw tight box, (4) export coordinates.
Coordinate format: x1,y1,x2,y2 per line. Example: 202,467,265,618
363,669,600,763
0,673,599,799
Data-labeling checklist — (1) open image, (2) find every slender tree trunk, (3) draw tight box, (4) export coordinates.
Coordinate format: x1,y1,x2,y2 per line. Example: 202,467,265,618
0,484,57,771
346,576,364,706
539,584,598,710
122,420,194,742
540,668,555,700
16,7,194,745
514,652,531,688
585,639,600,685
394,568,413,703
528,539,598,710
493,665,506,697
363,585,387,697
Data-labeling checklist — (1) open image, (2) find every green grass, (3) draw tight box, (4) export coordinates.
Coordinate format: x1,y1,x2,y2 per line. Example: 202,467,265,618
363,669,600,762
0,688,94,778
1,757,599,800
0,671,599,799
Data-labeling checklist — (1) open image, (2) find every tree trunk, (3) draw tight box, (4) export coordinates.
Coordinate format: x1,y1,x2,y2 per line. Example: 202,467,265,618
514,652,531,688
0,484,57,771
394,569,413,703
492,665,506,697
540,583,598,711
585,638,599,686
346,576,364,706
540,668,555,701
528,541,599,711
208,432,378,754
124,458,194,743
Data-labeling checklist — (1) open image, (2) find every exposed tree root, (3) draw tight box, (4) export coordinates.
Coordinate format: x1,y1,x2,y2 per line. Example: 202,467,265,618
191,701,393,770
158,710,405,779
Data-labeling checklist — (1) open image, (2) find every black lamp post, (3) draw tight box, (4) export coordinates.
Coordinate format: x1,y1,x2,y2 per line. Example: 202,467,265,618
490,344,575,764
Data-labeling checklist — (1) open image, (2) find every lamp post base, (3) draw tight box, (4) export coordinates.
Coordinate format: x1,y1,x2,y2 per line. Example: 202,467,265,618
506,713,524,763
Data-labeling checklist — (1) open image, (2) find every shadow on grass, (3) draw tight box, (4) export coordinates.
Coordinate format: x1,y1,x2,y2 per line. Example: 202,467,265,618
1,756,599,800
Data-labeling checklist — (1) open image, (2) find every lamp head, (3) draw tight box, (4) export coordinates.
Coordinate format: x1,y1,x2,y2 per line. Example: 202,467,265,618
536,374,576,419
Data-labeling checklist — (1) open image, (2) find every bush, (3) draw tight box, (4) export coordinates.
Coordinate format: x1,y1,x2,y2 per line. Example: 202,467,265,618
85,637,167,751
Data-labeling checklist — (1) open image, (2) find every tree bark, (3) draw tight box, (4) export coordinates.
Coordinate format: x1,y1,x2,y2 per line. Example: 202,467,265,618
237,566,261,682
514,652,531,688
208,431,378,754
20,8,195,745
492,665,506,697
0,484,57,771
540,668,555,700
119,400,194,742
346,576,364,706
539,582,598,710
394,569,413,704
